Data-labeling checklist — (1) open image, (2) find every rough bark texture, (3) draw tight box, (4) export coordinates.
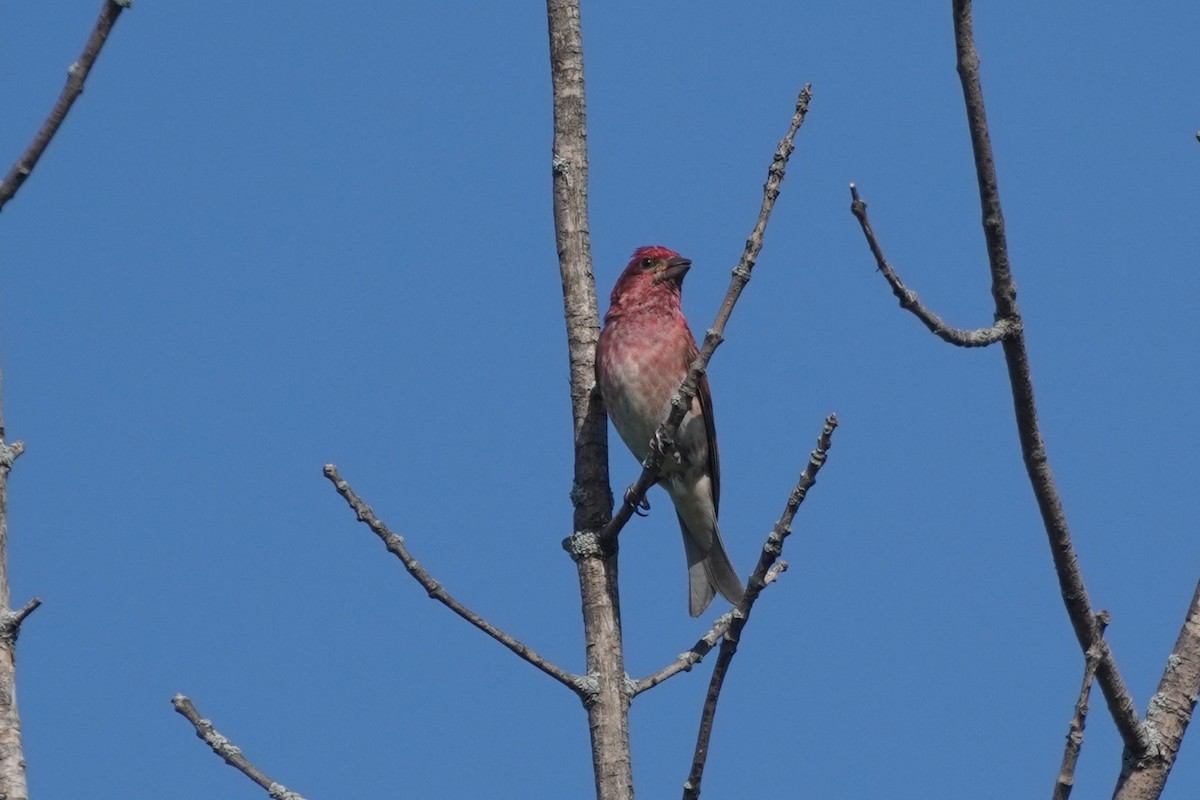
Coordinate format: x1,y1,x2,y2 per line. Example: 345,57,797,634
546,2,631,798
0,380,29,800
1112,581,1200,799
173,695,307,800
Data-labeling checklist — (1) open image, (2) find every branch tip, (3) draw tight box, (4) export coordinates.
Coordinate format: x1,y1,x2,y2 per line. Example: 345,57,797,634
683,415,837,795
0,0,129,211
327,468,582,693
173,694,308,800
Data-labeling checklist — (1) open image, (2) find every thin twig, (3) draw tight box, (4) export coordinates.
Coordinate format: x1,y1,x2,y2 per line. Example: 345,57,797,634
172,695,307,800
600,85,813,545
632,563,787,696
1053,611,1110,800
0,0,130,212
847,183,1013,347
323,465,583,695
682,415,837,800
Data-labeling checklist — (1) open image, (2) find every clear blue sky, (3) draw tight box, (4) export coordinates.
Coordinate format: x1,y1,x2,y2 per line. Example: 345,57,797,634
1,2,1198,798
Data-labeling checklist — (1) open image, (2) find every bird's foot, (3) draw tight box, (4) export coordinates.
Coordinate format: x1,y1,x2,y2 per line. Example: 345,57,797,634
624,486,651,517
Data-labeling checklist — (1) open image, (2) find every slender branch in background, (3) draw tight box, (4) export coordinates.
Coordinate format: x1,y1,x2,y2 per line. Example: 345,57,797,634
602,85,813,545
852,0,1149,759
632,562,787,697
1113,581,1200,799
323,465,583,694
682,415,837,800
948,0,1146,756
1053,611,1110,800
172,695,307,800
545,1,635,797
0,0,130,212
847,184,1014,347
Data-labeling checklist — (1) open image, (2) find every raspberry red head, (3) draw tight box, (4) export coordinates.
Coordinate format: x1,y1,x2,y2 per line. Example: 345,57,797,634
631,245,680,262
610,245,693,307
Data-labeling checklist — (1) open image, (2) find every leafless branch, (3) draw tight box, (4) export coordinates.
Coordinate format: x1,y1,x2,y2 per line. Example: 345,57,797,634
948,0,1146,756
323,465,583,694
682,415,837,800
852,0,1148,758
847,183,1014,347
602,84,814,545
544,0,638,795
0,0,130,212
0,414,30,800
1053,611,1110,800
632,563,787,697
172,695,307,800
0,4,129,793
1113,581,1200,798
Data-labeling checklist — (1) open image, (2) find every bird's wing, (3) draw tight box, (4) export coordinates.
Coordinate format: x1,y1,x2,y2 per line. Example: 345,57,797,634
687,337,720,517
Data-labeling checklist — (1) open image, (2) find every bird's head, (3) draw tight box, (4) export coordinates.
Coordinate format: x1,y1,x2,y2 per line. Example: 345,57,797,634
609,245,692,308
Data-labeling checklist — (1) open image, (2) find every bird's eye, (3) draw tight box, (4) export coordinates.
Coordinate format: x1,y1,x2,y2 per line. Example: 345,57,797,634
640,258,654,269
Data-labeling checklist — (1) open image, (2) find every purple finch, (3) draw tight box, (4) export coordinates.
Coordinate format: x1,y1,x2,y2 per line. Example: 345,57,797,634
596,245,745,617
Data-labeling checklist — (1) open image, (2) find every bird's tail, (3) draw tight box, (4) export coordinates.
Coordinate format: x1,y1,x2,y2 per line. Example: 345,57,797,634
679,515,746,617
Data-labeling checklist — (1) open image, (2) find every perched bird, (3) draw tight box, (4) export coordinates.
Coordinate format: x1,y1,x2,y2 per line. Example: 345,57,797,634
596,245,746,617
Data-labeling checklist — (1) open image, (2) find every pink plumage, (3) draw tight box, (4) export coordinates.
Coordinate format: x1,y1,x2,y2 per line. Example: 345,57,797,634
596,246,745,616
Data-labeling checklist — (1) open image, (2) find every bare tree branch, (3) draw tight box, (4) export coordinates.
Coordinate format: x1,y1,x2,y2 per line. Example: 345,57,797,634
0,395,32,800
632,563,787,697
0,0,130,212
1113,581,1200,799
323,465,583,694
602,85,814,545
544,2,635,796
172,695,307,800
682,414,837,800
0,4,130,794
947,0,1146,756
852,0,1149,758
847,183,1014,347
1053,611,1109,800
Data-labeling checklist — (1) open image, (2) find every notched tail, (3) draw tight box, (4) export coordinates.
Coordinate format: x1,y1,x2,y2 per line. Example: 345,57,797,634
680,514,745,617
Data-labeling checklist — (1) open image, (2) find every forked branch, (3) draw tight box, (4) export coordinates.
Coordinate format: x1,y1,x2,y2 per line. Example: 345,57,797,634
683,414,837,799
848,184,1014,347
632,562,788,697
850,0,1149,759
1114,580,1200,798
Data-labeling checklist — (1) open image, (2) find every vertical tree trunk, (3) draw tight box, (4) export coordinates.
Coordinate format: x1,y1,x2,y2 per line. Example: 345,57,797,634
546,1,632,798
0,380,30,800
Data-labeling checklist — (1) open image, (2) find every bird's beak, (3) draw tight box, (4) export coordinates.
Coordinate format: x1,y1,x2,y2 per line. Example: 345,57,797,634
656,256,692,285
